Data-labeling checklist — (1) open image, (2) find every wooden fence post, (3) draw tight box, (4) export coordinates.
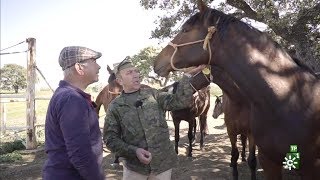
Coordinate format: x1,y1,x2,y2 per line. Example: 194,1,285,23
0,103,6,135
26,38,37,149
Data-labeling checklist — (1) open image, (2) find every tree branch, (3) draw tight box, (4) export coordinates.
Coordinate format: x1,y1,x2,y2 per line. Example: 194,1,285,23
226,0,260,21
147,75,164,86
295,3,320,28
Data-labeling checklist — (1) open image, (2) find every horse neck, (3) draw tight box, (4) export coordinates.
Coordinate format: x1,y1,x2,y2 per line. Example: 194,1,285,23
211,66,247,104
214,26,320,113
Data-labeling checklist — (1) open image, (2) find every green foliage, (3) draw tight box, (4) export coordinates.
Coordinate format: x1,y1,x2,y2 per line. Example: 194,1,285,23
0,64,27,93
0,152,23,163
0,140,25,155
129,46,182,86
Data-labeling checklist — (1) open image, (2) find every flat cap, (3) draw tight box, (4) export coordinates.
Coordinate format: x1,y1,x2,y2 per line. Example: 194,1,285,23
58,46,102,70
114,57,134,74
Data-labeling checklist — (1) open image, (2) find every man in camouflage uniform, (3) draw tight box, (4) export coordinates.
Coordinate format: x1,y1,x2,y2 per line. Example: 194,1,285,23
103,58,209,180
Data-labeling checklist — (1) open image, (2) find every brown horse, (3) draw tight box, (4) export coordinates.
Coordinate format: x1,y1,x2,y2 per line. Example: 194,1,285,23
162,82,210,157
212,93,251,167
210,66,257,180
154,0,320,179
95,65,122,115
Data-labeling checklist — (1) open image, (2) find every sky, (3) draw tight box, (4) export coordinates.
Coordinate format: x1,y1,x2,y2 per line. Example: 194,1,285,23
0,0,268,90
0,0,161,89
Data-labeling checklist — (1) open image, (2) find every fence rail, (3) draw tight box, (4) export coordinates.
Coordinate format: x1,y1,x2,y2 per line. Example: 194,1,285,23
0,97,49,137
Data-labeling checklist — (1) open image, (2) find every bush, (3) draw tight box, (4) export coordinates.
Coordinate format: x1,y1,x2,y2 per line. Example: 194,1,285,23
0,152,22,163
0,140,25,155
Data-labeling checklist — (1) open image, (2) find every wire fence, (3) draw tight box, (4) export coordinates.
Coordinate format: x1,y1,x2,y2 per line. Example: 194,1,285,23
0,39,54,147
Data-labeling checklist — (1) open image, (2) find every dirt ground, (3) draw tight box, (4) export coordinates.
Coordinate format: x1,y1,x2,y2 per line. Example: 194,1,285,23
0,103,301,180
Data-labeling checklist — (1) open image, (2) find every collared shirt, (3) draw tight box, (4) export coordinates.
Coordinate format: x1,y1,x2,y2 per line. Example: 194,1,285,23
43,80,104,180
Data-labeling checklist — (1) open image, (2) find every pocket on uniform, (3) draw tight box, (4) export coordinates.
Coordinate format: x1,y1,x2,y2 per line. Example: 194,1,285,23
120,111,138,136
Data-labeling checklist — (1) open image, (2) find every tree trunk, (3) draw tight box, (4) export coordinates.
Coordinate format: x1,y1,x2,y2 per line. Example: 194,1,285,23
14,85,19,94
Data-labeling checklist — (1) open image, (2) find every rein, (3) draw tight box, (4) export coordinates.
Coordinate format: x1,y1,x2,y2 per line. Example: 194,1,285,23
108,87,121,95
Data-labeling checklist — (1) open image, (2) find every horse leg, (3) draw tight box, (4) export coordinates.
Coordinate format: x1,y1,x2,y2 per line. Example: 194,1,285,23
174,119,181,155
192,118,196,144
199,114,207,150
258,150,282,180
229,134,239,180
110,154,121,169
114,155,120,164
187,118,195,157
240,134,247,162
247,134,256,180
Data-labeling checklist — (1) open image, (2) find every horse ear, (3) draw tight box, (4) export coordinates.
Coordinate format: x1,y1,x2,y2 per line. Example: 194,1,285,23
107,65,113,74
197,0,208,13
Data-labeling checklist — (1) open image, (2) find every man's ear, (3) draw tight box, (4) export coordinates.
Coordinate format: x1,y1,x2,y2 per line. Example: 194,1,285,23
74,63,85,75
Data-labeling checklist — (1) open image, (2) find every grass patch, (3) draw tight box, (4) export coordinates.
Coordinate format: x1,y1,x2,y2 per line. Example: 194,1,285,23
0,152,23,163
0,140,26,155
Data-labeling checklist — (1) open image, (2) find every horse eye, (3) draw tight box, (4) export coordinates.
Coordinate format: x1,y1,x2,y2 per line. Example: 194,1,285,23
181,28,188,33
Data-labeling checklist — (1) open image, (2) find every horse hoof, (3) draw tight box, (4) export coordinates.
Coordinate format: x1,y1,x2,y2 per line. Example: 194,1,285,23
110,163,122,169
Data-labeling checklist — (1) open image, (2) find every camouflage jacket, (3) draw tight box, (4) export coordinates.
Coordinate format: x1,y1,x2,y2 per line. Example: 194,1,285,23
103,76,194,175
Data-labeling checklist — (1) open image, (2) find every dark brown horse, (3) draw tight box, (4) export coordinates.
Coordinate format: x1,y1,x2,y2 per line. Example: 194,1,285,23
154,0,320,179
212,95,223,119
162,82,210,157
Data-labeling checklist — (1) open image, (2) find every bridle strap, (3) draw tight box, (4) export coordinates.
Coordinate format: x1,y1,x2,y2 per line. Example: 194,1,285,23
108,86,121,95
168,26,217,71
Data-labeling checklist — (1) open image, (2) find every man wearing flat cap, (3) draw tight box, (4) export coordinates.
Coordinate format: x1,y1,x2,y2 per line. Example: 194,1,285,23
103,58,209,179
43,46,105,180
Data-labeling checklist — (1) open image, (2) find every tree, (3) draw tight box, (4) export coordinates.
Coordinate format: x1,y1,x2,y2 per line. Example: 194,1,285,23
140,0,320,72
129,46,183,87
0,64,27,93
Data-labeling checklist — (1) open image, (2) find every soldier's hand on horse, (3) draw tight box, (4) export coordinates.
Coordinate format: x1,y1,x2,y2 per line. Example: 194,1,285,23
136,148,152,165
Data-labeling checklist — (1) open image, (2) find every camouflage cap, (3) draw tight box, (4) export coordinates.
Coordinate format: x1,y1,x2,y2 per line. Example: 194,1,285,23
114,58,134,74
58,46,102,70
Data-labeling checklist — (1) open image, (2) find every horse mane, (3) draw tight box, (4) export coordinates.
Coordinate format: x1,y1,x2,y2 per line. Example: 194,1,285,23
193,8,316,76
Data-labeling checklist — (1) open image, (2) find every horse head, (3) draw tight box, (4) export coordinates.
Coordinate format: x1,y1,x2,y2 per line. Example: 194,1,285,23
154,0,223,77
107,65,117,84
212,95,223,119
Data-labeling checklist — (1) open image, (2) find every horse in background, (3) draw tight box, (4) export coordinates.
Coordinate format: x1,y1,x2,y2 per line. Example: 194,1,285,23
212,95,223,119
212,93,249,165
96,65,150,115
95,65,122,115
153,0,320,179
209,65,256,180
162,82,210,157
